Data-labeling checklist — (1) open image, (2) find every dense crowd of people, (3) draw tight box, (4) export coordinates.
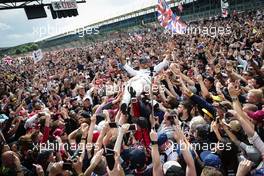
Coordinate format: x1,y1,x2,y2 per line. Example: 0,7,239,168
0,9,264,176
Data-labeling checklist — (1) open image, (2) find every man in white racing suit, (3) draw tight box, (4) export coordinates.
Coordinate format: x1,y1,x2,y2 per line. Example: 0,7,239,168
119,55,169,114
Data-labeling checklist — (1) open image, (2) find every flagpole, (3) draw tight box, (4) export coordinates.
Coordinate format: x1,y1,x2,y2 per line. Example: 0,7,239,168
149,66,155,123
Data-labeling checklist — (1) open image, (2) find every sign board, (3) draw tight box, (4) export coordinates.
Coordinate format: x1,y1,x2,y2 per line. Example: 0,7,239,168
51,0,77,11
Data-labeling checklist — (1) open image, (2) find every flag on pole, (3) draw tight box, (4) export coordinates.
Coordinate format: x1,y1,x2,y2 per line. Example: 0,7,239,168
157,0,187,34
221,0,229,18
157,0,174,30
32,49,43,63
2,55,13,65
178,2,183,13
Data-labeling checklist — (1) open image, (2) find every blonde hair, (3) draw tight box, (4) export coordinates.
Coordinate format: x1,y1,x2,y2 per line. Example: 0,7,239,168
201,166,223,176
190,115,206,131
249,89,263,99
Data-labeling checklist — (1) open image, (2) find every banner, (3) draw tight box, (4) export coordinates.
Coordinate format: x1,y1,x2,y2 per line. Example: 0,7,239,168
51,0,77,11
32,49,43,63
221,0,229,18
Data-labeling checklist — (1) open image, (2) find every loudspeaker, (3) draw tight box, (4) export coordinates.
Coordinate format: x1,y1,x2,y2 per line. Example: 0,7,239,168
24,5,47,20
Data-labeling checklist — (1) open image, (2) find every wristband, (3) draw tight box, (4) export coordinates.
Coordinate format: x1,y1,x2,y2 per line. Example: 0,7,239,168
81,137,87,141
231,96,238,102
151,141,158,145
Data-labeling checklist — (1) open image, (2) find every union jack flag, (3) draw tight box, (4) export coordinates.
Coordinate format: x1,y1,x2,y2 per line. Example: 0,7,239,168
157,0,187,34
157,0,174,30
171,15,187,34
2,55,13,65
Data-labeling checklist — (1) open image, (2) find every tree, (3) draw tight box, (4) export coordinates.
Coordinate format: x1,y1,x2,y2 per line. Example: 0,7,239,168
15,48,22,54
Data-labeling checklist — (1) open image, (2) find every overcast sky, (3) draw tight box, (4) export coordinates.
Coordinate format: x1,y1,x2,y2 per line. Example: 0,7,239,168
0,0,157,48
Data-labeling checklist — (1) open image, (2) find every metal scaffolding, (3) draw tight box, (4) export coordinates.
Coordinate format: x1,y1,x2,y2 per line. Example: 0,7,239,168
0,0,85,10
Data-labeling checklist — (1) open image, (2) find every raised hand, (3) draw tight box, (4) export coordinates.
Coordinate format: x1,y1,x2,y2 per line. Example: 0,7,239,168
115,47,125,65
115,47,122,57
174,125,185,142
72,156,83,175
90,114,97,124
196,74,203,83
228,83,240,97
211,120,219,132
236,160,253,176
150,129,158,142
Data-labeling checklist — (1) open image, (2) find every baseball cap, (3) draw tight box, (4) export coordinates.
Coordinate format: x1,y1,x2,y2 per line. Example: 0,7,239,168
139,56,150,64
70,97,78,103
0,114,9,123
129,148,146,169
247,110,264,122
239,142,261,163
204,76,215,84
82,96,91,101
81,111,91,119
197,44,204,49
158,133,168,146
200,151,222,169
255,168,264,176
163,161,184,176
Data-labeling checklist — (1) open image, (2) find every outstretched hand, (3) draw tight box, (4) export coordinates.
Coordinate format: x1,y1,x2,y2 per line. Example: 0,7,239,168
115,47,125,64
228,83,240,97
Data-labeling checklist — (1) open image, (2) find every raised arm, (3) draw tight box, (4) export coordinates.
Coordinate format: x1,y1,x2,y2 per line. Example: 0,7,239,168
123,63,139,77
196,74,210,99
150,130,164,176
227,84,254,133
174,126,196,176
164,74,178,97
94,123,108,153
222,122,240,146
170,63,195,86
154,57,169,74
87,115,96,144
113,123,129,156
228,84,264,155
115,47,138,76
